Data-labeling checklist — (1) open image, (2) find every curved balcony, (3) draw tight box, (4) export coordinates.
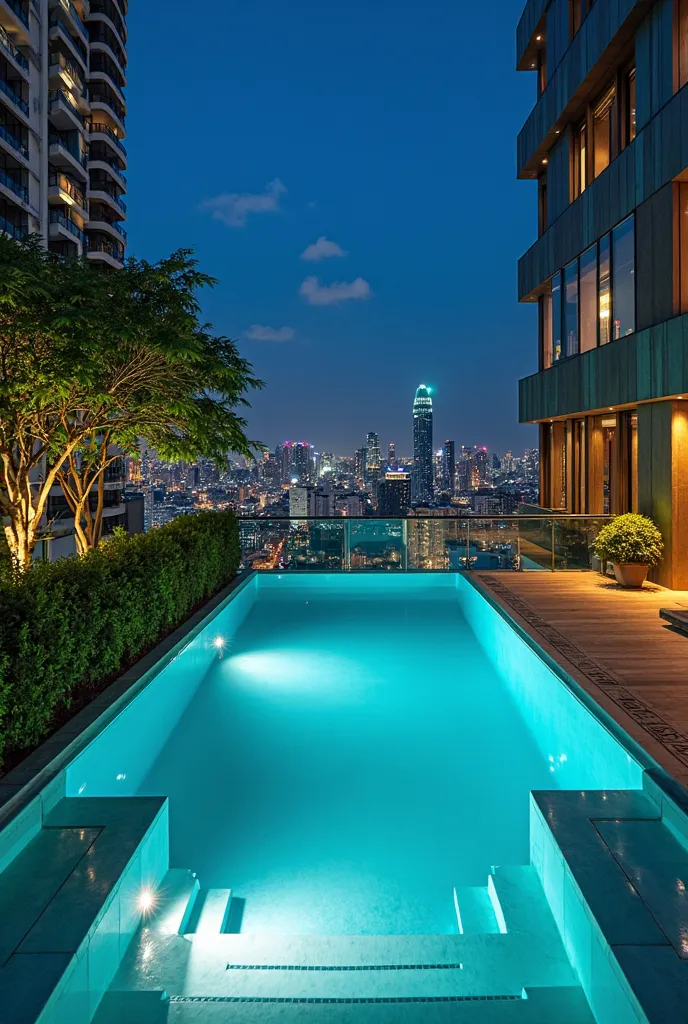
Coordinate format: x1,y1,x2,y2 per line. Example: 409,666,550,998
0,78,29,120
86,8,125,52
87,182,125,216
57,0,89,46
87,212,126,242
87,234,124,267
87,64,125,107
88,36,126,83
0,121,29,162
87,155,125,189
88,89,125,135
0,25,29,78
88,120,126,158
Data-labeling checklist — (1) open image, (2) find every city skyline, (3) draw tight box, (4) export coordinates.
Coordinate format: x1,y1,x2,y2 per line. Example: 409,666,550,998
125,0,537,456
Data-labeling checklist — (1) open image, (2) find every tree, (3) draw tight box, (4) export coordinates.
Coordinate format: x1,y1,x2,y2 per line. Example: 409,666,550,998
0,237,262,568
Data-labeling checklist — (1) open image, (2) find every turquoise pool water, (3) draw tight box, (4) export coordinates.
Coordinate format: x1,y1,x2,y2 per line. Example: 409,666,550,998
66,574,642,937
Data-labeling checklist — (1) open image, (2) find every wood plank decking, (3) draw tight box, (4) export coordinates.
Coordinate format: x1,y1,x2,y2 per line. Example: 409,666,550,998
472,571,688,788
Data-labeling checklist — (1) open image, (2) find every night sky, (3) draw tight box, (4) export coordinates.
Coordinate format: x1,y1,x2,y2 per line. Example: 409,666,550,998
127,0,538,457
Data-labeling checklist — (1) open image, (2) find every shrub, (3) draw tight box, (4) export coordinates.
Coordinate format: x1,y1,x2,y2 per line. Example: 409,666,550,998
592,513,664,568
0,510,241,771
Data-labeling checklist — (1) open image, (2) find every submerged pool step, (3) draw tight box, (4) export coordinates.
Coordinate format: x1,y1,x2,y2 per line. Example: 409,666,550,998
453,884,501,935
184,888,233,936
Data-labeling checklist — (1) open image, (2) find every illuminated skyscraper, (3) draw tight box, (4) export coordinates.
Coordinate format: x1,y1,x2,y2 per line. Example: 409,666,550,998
365,432,381,479
387,442,396,468
443,440,456,495
377,472,411,516
412,385,434,503
355,447,367,488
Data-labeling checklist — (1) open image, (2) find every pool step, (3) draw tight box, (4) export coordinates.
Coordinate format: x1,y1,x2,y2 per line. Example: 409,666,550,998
184,887,232,935
95,985,594,1023
453,884,501,935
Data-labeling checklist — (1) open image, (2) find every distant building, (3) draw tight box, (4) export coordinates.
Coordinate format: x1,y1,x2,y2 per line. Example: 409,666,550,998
354,447,367,489
365,432,381,485
377,472,411,516
289,486,315,517
412,385,434,503
442,440,456,495
387,442,396,468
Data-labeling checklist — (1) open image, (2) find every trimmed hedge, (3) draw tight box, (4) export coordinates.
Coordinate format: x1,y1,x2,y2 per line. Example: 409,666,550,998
0,510,241,771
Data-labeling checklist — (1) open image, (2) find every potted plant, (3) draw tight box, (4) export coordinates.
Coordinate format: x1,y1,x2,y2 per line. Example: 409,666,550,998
592,513,664,588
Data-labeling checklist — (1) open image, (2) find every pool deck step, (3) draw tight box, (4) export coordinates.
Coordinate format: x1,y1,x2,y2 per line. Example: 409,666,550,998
184,887,232,936
95,985,594,1023
453,883,501,935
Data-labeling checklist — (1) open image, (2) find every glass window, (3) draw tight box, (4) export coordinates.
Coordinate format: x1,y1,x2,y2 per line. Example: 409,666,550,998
541,288,553,369
680,0,688,90
612,215,635,339
599,233,611,345
625,67,636,143
593,86,616,178
579,244,597,352
564,260,579,357
570,0,582,37
552,272,562,361
602,415,617,515
573,120,587,198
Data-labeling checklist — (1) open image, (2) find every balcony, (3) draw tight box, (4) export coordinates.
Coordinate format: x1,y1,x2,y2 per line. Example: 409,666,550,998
48,52,84,93
88,88,125,130
0,120,28,160
48,132,88,180
88,119,126,155
48,11,88,67
48,170,86,211
88,0,126,42
48,88,85,130
0,163,27,202
87,234,123,266
49,208,85,244
88,30,126,80
88,212,126,241
55,0,88,44
0,0,29,39
87,154,125,188
0,77,28,118
0,210,25,237
87,181,125,213
0,24,28,74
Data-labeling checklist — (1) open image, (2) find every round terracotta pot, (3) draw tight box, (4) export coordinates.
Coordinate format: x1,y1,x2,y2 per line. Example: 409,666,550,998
613,563,649,588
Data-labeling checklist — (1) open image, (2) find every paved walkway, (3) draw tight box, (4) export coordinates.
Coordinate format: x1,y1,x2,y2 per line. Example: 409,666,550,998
472,572,688,788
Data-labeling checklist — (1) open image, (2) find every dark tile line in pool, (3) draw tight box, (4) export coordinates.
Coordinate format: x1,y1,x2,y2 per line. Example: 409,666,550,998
171,995,523,1004
478,576,688,769
224,964,464,972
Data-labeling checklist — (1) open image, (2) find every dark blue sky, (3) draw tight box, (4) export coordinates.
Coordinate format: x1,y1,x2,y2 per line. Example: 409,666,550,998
127,0,537,457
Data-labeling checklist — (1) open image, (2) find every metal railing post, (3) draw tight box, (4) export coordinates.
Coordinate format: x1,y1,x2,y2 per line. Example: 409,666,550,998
344,519,351,571
551,520,556,572
466,519,471,570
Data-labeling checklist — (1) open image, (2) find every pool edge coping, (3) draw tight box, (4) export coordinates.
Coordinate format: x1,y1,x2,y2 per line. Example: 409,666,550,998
0,569,258,835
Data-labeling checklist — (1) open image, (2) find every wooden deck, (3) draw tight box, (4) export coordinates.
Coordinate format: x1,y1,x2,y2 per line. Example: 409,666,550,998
472,571,688,788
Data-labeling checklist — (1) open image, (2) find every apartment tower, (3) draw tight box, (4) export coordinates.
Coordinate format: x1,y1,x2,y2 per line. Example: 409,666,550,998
517,0,688,587
0,0,127,266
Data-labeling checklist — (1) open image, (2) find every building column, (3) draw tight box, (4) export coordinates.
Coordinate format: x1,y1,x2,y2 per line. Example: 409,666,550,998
638,400,688,589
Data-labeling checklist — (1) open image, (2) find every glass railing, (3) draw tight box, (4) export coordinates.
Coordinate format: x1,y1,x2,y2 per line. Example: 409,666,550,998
59,0,87,39
0,212,25,238
0,164,27,201
49,209,85,243
238,516,612,572
88,120,126,154
3,0,29,28
89,180,126,210
87,236,123,260
0,77,29,116
49,52,84,91
0,25,28,70
89,90,125,124
48,12,87,64
48,171,85,208
48,132,88,166
49,89,84,123
0,121,29,159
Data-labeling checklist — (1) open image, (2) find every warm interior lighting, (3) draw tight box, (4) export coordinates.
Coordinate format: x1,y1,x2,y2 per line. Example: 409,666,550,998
536,34,542,41
542,158,548,165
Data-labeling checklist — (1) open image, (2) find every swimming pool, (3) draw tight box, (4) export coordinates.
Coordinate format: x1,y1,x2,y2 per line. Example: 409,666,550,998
65,573,642,939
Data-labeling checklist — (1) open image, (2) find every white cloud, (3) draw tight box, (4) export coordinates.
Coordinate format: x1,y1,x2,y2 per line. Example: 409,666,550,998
299,276,372,306
244,324,295,342
300,236,347,261
200,179,286,228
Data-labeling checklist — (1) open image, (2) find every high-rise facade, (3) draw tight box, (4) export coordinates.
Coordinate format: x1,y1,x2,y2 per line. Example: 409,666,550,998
387,442,396,468
377,472,410,516
516,0,688,587
412,384,433,503
442,440,456,495
365,432,381,483
0,0,127,265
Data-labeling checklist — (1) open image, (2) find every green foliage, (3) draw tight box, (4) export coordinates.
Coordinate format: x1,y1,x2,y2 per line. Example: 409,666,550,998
592,513,664,567
0,510,240,770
